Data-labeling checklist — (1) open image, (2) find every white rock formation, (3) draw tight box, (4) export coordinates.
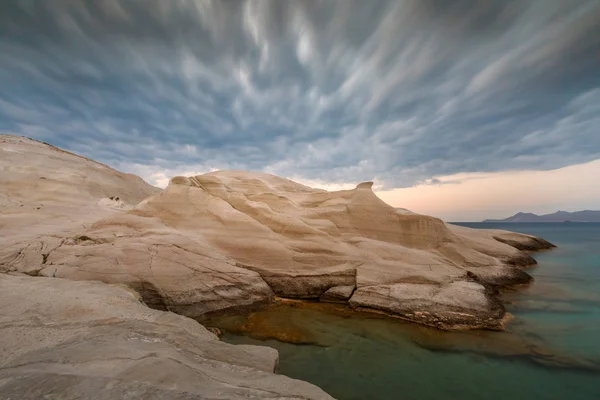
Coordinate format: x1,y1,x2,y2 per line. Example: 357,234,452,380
1,134,554,332
0,274,333,399
0,134,335,398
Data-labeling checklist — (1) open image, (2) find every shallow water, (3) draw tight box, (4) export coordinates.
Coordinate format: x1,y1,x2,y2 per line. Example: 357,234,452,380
210,223,600,400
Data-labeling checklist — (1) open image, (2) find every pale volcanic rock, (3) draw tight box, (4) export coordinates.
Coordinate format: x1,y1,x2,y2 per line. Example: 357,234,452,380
0,135,273,317
0,134,159,246
125,169,552,328
0,135,157,206
0,134,555,331
0,274,333,399
40,230,274,316
349,281,504,330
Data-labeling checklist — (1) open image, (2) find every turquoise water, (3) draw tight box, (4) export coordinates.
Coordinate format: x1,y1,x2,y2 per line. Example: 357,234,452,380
213,223,600,399
459,223,600,364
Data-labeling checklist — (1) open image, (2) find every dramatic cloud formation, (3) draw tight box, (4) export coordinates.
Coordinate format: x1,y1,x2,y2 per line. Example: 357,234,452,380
1,1,599,215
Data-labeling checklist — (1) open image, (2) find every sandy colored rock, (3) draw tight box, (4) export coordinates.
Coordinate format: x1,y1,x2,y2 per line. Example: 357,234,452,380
127,170,551,327
0,135,273,318
0,134,555,329
0,135,157,203
0,274,333,399
349,281,504,330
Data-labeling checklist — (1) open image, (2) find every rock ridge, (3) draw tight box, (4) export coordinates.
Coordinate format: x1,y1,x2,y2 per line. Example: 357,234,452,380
0,134,558,397
1,135,555,332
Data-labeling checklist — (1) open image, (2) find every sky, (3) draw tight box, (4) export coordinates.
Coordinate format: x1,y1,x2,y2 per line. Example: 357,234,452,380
1,0,599,221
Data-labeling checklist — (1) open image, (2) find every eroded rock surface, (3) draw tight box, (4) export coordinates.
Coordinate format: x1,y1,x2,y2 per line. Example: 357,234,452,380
0,135,555,330
0,274,333,399
127,170,552,328
0,135,273,317
350,281,505,330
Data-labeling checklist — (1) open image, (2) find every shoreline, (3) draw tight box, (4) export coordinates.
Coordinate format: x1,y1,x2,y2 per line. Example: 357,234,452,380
195,242,554,334
205,295,600,374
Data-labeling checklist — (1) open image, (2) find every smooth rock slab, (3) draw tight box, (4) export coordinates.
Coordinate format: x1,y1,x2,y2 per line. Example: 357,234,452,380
349,281,504,330
0,275,333,400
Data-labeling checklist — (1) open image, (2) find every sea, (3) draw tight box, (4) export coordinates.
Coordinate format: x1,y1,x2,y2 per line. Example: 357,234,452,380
208,223,600,400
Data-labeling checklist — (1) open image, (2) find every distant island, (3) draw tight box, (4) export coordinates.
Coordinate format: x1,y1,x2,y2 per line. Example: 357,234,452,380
484,210,600,223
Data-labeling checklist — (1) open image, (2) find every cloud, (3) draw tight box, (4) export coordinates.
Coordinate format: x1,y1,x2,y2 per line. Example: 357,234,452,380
0,0,599,192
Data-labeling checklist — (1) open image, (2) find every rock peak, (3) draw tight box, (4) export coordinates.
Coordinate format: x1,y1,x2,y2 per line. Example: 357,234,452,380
356,181,374,190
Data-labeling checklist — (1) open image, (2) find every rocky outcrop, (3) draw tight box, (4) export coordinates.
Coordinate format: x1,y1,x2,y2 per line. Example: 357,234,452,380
0,134,559,398
349,281,505,330
492,234,555,252
0,274,333,399
42,232,274,315
0,136,273,318
0,135,555,331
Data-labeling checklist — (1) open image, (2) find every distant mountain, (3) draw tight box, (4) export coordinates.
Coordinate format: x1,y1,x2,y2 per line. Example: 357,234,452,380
484,210,600,223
